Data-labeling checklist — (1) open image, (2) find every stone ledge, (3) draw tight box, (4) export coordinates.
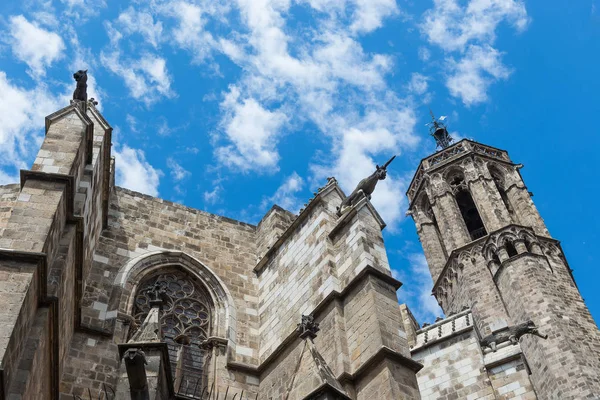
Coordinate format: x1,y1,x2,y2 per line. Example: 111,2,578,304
338,346,423,384
19,170,75,219
482,341,523,370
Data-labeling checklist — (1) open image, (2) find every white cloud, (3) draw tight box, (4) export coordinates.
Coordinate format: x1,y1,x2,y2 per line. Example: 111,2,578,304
167,158,190,181
8,15,65,77
446,45,511,106
0,71,61,170
113,145,162,196
408,73,429,96
421,0,529,52
421,0,529,104
168,2,217,63
216,86,288,172
350,0,399,33
418,47,431,62
116,7,163,48
397,253,443,324
100,52,174,104
263,171,305,212
204,184,223,205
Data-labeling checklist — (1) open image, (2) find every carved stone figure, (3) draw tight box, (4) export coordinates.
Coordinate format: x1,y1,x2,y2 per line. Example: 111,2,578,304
337,155,396,216
297,314,320,339
480,320,548,352
72,70,88,102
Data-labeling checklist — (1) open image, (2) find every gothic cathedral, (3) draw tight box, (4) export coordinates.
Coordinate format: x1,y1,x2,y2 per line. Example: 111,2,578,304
0,93,597,399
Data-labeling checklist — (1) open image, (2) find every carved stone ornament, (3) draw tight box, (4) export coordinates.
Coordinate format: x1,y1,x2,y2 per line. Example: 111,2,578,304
480,320,548,352
131,272,212,344
337,155,396,216
72,70,88,102
123,348,147,364
297,314,320,339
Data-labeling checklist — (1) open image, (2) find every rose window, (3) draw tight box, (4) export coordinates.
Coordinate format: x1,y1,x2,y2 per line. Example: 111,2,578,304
132,271,212,343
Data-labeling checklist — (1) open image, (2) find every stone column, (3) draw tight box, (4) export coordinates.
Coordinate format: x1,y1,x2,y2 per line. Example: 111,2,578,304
428,175,471,252
463,159,512,232
505,170,549,236
412,208,447,282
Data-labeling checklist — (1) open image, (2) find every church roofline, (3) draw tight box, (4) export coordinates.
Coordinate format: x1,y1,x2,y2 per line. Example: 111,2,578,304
113,186,257,229
406,139,514,205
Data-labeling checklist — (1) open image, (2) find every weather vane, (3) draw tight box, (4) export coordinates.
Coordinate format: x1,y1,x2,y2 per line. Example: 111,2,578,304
427,110,453,149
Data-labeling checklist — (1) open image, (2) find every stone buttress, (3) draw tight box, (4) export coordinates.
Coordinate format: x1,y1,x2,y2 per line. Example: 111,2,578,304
0,95,422,399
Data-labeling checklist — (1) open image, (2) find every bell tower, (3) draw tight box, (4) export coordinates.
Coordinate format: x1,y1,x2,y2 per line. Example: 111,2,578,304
407,116,600,399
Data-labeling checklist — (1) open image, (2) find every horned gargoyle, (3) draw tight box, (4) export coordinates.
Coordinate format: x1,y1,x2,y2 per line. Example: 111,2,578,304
336,155,396,216
72,69,88,102
480,320,548,352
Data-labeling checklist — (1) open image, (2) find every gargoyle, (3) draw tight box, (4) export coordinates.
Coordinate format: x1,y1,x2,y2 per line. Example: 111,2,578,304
480,320,548,352
337,155,396,216
72,70,88,102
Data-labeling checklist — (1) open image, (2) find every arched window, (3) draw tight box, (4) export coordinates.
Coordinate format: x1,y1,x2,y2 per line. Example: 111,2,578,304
448,173,487,240
132,270,212,397
489,166,515,220
505,242,518,258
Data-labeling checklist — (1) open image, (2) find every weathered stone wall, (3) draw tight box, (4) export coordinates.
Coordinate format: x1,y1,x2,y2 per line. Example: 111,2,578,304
257,187,420,398
0,185,19,231
408,139,600,400
256,205,296,261
495,251,600,398
411,311,537,400
7,308,51,400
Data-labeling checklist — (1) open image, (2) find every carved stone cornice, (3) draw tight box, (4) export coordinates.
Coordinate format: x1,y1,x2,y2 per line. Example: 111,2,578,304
407,139,514,206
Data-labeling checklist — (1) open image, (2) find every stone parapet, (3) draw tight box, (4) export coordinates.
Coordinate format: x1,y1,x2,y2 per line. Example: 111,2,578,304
411,310,473,352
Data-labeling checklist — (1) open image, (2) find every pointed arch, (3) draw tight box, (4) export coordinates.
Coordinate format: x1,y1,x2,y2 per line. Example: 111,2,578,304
113,251,237,346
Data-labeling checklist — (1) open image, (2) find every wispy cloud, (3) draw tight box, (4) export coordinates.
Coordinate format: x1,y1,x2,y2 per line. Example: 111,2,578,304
7,15,65,77
397,252,443,325
100,51,174,104
420,0,529,105
167,158,191,182
262,171,305,213
113,144,162,196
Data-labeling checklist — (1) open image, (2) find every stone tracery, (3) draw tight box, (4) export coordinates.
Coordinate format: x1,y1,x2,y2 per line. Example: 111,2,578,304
132,271,212,343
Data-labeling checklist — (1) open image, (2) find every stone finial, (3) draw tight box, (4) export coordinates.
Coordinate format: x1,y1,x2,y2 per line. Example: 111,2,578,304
72,70,88,102
297,314,320,340
147,281,166,308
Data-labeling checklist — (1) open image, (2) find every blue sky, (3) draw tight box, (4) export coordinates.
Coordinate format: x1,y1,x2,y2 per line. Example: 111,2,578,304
0,0,599,325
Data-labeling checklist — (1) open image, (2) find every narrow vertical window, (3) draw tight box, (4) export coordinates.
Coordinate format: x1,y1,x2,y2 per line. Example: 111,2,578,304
490,166,515,220
505,242,518,258
448,172,486,240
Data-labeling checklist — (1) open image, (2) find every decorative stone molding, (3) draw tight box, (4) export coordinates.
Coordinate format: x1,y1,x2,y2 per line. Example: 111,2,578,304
407,139,513,205
411,309,473,352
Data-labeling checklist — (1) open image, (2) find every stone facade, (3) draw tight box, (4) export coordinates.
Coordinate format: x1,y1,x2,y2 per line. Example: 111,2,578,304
0,101,421,399
0,98,598,400
406,140,600,399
